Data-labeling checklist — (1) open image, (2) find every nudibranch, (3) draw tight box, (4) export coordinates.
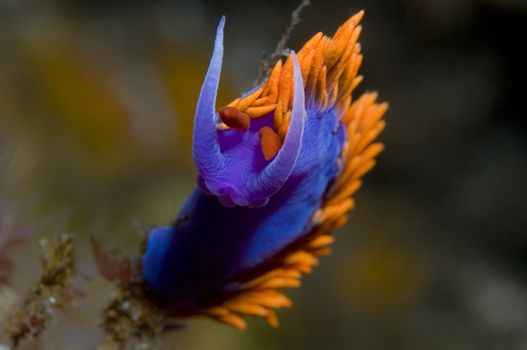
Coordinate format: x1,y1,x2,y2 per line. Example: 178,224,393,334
142,11,387,330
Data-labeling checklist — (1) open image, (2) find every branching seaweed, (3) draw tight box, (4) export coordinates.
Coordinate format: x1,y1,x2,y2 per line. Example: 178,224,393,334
4,234,76,348
97,236,170,350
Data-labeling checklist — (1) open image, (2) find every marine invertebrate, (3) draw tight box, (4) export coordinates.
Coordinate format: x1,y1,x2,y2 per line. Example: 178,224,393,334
142,11,387,330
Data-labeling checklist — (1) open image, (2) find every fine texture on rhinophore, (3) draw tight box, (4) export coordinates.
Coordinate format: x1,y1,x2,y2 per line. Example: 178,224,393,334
141,10,388,331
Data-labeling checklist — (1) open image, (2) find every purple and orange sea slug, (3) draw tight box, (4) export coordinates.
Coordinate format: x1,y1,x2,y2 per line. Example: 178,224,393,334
142,11,388,330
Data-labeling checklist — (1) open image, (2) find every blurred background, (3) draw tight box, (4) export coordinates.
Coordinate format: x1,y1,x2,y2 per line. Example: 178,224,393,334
0,0,526,349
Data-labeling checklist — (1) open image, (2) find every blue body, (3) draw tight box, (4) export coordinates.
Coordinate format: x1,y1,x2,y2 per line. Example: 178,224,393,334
142,108,346,310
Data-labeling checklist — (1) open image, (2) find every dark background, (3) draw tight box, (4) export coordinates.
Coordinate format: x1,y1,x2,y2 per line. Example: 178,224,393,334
0,0,526,349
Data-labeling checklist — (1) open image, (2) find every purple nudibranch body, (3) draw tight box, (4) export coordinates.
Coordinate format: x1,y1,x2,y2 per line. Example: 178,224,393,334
142,12,388,329
143,16,343,309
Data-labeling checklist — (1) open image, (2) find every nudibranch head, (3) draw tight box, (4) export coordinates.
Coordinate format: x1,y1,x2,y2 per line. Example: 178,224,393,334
192,17,306,207
142,11,388,330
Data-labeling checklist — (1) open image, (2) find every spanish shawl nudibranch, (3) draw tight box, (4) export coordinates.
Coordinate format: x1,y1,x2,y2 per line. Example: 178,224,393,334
142,11,388,329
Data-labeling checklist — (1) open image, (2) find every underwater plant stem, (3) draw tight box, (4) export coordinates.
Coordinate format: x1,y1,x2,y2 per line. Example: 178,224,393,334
254,0,311,85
